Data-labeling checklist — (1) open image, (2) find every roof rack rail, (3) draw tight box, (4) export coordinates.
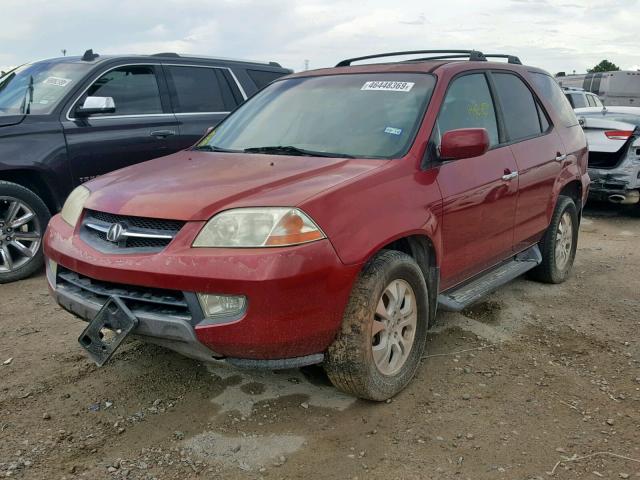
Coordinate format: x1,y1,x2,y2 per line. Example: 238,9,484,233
483,54,522,65
336,50,523,67
336,50,487,67
152,52,181,58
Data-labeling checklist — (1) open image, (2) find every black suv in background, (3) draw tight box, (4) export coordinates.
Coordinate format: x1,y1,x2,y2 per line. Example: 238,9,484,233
0,50,291,282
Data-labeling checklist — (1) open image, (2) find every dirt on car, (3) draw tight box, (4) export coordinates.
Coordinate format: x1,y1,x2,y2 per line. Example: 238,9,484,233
1,204,639,480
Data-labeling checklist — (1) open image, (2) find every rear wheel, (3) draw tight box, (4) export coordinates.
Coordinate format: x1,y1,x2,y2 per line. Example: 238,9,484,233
324,250,429,401
529,195,578,284
0,181,50,283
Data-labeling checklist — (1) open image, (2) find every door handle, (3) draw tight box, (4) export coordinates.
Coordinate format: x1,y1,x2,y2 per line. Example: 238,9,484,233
555,153,568,162
150,130,176,138
502,170,519,181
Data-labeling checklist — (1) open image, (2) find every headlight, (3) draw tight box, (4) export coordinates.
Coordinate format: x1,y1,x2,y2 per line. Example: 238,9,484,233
192,207,325,247
60,186,90,227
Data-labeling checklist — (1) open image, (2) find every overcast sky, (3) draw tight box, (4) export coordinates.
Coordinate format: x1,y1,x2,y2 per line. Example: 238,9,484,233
1,0,639,74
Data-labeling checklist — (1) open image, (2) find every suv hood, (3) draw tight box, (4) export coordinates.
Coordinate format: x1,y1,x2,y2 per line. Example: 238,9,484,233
85,151,383,221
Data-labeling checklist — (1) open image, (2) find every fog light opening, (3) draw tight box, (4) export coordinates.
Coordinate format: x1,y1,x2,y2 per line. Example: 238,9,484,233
197,293,247,319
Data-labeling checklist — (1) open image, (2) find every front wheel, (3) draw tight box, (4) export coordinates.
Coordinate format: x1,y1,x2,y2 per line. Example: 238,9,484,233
0,181,50,283
324,250,429,401
529,195,579,284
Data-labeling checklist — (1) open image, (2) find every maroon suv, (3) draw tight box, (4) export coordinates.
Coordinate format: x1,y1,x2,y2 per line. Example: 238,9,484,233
44,50,589,400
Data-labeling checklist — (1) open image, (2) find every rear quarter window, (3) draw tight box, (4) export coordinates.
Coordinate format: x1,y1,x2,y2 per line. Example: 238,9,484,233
531,73,579,127
247,69,288,89
165,66,238,113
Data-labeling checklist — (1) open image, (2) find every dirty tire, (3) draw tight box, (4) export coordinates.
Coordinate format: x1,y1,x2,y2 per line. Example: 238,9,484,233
529,195,578,284
323,250,429,401
0,181,50,283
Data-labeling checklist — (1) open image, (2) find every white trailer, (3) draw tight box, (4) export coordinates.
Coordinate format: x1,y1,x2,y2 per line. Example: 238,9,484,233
556,71,640,106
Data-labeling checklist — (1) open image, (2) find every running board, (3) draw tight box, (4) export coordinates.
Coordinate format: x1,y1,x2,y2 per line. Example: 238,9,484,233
437,245,542,312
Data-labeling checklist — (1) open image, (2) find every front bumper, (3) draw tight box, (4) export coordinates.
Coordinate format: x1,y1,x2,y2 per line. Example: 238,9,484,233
44,214,360,362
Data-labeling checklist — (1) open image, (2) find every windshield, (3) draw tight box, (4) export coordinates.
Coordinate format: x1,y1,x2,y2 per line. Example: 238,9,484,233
202,73,436,159
0,62,89,115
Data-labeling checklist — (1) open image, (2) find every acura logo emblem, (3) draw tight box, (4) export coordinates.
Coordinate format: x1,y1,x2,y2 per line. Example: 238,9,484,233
106,223,126,243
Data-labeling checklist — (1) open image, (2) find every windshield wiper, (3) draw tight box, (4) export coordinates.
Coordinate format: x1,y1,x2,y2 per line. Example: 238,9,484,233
192,144,243,153
243,145,355,158
19,75,34,115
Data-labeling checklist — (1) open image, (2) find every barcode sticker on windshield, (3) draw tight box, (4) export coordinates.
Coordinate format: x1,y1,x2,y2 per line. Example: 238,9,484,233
43,76,72,87
361,81,414,92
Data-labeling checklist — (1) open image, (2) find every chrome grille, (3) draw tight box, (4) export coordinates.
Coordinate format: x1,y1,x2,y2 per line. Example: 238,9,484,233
81,210,185,253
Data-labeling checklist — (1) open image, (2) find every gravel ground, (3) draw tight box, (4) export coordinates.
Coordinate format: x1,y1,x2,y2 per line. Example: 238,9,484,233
1,203,639,480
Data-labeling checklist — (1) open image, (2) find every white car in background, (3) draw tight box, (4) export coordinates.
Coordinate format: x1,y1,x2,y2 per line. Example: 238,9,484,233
575,106,640,206
564,87,603,109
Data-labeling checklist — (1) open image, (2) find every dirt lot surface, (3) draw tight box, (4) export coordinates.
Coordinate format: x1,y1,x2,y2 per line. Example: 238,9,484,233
1,204,639,480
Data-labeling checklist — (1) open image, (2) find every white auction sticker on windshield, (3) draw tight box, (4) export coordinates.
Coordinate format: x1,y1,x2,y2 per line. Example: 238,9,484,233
43,76,72,87
361,81,414,92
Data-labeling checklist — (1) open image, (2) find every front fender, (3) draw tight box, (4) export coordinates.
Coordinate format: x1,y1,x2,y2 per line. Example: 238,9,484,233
301,160,443,267
0,116,71,208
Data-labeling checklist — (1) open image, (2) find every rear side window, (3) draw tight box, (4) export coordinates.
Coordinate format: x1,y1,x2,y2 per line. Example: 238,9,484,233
569,93,588,108
165,66,238,113
84,65,162,116
530,72,579,127
588,94,603,107
247,69,286,89
493,73,542,141
436,73,499,146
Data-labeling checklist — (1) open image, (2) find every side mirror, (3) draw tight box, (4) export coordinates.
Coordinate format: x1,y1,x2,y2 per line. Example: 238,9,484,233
76,96,116,117
440,128,490,160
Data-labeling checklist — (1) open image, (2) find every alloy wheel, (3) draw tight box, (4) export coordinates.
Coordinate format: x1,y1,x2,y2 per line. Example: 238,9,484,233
0,197,42,273
555,211,573,271
372,279,418,376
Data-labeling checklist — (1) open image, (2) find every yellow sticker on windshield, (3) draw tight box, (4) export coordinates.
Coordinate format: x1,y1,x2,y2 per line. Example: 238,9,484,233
468,102,490,118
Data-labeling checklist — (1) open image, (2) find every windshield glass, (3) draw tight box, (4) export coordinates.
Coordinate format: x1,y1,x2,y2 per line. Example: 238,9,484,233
0,62,89,115
203,73,436,159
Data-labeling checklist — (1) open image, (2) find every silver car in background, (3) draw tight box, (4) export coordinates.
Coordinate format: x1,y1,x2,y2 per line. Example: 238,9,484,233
575,106,640,206
564,87,603,109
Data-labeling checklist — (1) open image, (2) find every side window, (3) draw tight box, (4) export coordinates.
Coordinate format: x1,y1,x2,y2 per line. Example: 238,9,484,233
84,66,162,116
564,93,575,108
530,72,579,127
492,73,542,141
570,93,587,108
537,103,550,131
246,69,287,89
436,73,499,147
165,66,238,113
586,94,597,107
